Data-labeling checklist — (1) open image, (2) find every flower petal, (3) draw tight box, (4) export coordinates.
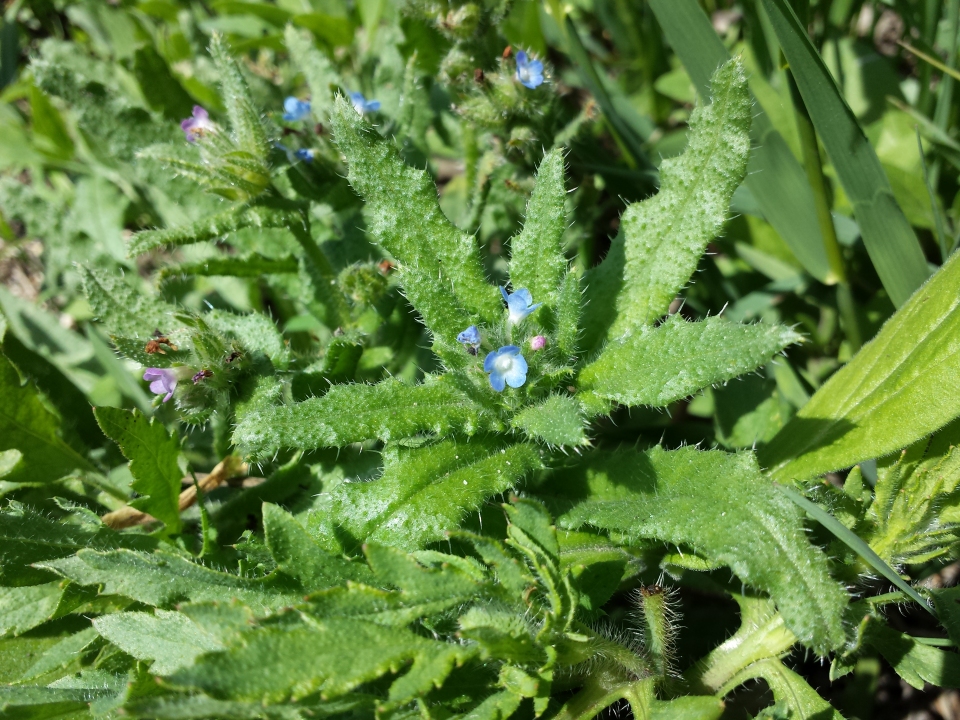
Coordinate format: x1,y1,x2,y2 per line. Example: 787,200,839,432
503,362,527,388
489,371,506,392
484,350,498,372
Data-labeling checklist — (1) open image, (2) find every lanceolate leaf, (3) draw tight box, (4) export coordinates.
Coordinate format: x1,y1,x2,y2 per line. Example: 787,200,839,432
760,250,960,481
331,96,500,346
232,376,495,459
552,446,847,653
863,618,960,689
128,205,291,256
512,394,588,447
720,658,845,720
284,26,340,121
578,315,800,410
0,352,94,484
94,407,184,532
509,149,568,310
580,58,751,351
209,33,270,160
157,254,299,284
309,439,543,552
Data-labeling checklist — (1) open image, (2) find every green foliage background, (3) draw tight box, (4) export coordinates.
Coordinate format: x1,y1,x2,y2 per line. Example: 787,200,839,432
1,0,960,718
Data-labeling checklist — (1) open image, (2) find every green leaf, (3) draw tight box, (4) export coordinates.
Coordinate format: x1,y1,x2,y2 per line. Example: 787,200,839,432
758,0,929,307
863,617,960,689
509,149,568,310
209,33,270,159
0,583,63,636
94,610,222,676
94,407,184,532
512,394,588,447
0,352,94,484
204,309,289,369
284,26,340,121
580,58,751,351
331,96,500,348
759,250,960,481
578,315,800,410
720,658,845,719
309,439,543,552
157,254,298,284
125,693,372,720
38,549,300,610
167,616,471,703
262,503,372,592
133,45,195,121
128,205,291,256
20,626,98,681
932,586,960,647
553,446,847,653
647,0,834,283
232,376,495,458
0,685,115,717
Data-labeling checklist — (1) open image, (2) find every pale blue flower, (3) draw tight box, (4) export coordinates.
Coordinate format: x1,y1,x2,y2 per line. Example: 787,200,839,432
457,325,481,345
283,96,311,121
484,345,528,392
515,51,544,89
349,91,381,115
294,148,315,162
501,287,542,324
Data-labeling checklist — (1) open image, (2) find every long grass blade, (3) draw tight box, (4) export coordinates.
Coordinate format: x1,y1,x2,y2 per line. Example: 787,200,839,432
775,483,933,614
759,0,930,307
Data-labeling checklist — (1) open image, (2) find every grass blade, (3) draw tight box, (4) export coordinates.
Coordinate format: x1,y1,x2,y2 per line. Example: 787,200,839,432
648,0,834,283
775,483,932,614
759,0,930,307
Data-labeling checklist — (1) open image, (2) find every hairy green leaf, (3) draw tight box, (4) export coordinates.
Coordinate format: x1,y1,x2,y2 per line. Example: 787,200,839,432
578,315,800,410
553,446,847,652
209,34,270,160
760,250,960,480
93,610,224,675
284,26,340,121
309,439,543,552
331,96,500,347
932,586,960,647
0,583,63,636
580,58,751,351
512,394,588,447
157,254,298,284
509,149,568,310
720,658,845,719
94,407,184,532
863,618,960,689
0,352,94,484
233,376,495,458
129,205,291,256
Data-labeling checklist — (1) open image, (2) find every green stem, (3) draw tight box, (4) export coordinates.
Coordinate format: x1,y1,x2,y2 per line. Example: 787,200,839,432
287,212,350,329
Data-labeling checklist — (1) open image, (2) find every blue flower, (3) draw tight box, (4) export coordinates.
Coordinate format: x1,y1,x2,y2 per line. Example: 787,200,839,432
515,51,544,89
349,91,381,115
457,325,481,345
484,345,528,391
294,148,315,162
283,96,311,121
501,287,542,324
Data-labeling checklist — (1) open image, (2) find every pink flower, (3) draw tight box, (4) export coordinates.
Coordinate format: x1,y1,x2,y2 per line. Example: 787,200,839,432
530,335,546,351
181,106,215,142
143,367,180,402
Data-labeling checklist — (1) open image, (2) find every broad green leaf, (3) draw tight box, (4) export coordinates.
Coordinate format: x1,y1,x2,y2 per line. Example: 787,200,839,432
509,149,568,310
720,658,845,719
0,685,115,717
167,617,472,703
578,316,800,410
863,618,960,689
124,693,372,720
38,549,299,610
262,503,372,592
232,376,495,458
932,586,960,647
128,205,291,256
0,583,63,636
580,58,751,351
553,446,847,653
93,610,224,675
20,626,98,681
157,254,298,284
512,394,588,447
94,407,183,532
647,0,834,283
760,250,960,480
331,96,500,347
81,266,188,366
132,45,195,121
309,439,543,552
758,0,929,307
0,352,94,484
204,309,289,369
284,26,340,121
209,33,270,160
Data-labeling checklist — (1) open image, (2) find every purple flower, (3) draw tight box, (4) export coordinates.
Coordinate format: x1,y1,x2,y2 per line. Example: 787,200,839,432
143,367,180,402
530,335,546,351
501,287,542,324
484,345,528,392
515,51,544,89
283,96,311,122
180,106,215,142
349,91,381,115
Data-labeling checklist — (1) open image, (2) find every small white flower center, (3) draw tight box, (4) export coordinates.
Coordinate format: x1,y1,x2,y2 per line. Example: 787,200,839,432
494,355,515,374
